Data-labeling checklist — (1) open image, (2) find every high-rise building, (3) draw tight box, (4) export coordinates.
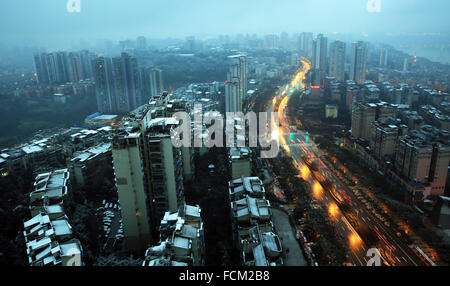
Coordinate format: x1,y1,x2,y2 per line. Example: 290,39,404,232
351,102,377,140
329,40,346,81
136,36,147,51
33,53,50,85
150,68,164,98
311,34,327,86
68,52,83,83
94,57,116,113
312,34,327,73
395,135,450,198
94,52,143,113
351,101,397,140
141,67,164,100
370,120,399,160
298,32,314,59
403,58,408,72
112,53,142,112
380,48,388,66
225,76,240,113
79,50,96,79
225,55,247,113
112,98,188,253
279,32,289,50
377,103,397,122
349,41,368,85
264,34,279,50
34,51,95,85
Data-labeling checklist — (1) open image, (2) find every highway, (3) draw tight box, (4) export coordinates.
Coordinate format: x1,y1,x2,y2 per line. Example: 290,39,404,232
267,58,426,266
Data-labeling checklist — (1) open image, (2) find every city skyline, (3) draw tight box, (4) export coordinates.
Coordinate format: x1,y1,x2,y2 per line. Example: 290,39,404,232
0,0,449,273
1,0,450,50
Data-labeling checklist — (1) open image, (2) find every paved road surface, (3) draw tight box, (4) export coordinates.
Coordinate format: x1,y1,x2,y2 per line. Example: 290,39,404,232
272,208,308,266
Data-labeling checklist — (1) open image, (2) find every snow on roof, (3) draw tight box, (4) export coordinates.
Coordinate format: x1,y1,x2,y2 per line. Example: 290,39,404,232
253,244,268,266
181,224,198,239
60,242,81,256
24,213,51,229
27,236,52,251
237,208,250,218
22,145,44,154
71,143,111,163
95,114,118,120
184,204,201,218
262,232,281,253
147,117,179,129
173,236,190,249
51,219,72,236
44,205,64,214
0,153,10,159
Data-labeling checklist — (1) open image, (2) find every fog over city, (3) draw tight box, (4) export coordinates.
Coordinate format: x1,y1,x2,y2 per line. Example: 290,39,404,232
1,0,450,272
1,0,449,48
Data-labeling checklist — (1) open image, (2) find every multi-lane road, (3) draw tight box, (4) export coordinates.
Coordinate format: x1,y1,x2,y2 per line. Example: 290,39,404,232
267,60,427,266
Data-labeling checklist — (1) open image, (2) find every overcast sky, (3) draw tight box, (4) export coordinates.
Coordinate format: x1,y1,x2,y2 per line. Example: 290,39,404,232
1,0,449,49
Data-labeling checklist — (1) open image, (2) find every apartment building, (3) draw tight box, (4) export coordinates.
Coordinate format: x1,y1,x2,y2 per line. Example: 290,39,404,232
146,117,185,216
24,169,82,266
370,120,399,160
237,224,282,266
166,99,194,181
68,143,112,186
29,169,70,216
229,147,252,180
228,176,282,266
112,130,153,253
23,212,83,266
229,176,265,201
142,203,204,266
351,102,377,140
394,128,450,198
351,101,398,141
112,97,189,253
